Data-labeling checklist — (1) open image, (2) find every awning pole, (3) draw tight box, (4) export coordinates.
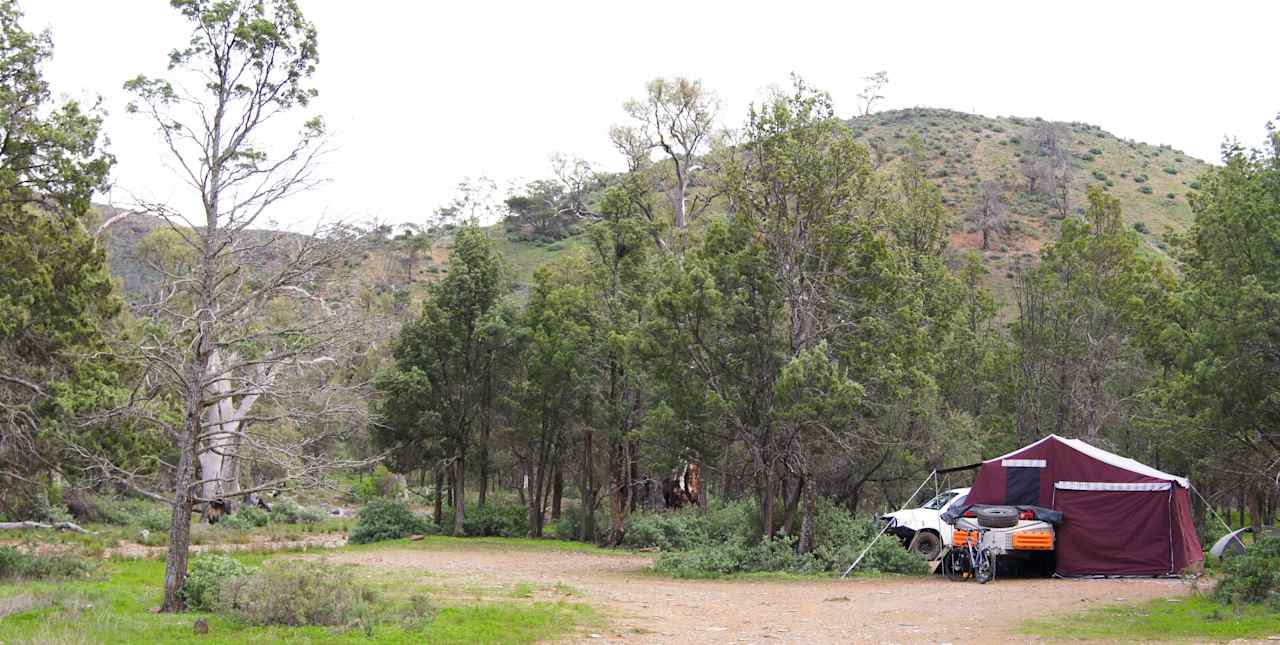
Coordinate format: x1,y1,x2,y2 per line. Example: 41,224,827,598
841,469,937,578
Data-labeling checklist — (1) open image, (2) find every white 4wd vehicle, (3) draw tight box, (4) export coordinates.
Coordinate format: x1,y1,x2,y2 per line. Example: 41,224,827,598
881,487,970,561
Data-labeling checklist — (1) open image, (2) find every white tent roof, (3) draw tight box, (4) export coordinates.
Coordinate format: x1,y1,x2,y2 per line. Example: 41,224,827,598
987,434,1190,488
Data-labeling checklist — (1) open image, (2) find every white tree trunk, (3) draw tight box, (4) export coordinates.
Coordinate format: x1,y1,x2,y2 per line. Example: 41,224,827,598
198,351,266,514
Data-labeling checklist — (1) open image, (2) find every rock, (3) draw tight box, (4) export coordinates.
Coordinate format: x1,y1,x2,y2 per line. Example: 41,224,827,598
824,596,851,602
329,508,345,516
193,618,209,634
139,529,150,541
409,534,425,541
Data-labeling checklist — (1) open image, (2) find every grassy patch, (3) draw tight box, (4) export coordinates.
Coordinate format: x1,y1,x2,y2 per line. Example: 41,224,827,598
0,553,594,644
1022,595,1280,641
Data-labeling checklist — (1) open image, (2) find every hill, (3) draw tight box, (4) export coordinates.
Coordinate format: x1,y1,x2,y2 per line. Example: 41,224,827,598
95,108,1213,310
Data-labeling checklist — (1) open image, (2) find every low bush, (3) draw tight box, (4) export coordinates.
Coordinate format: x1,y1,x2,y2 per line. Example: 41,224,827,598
0,547,93,581
216,560,377,627
268,500,326,525
350,465,404,502
1133,222,1149,234
1139,185,1154,194
182,554,248,611
1214,537,1280,606
349,499,432,544
459,501,528,537
641,497,927,578
219,506,270,530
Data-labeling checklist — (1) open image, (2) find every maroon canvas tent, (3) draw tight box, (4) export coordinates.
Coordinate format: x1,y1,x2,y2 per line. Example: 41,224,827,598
964,434,1203,576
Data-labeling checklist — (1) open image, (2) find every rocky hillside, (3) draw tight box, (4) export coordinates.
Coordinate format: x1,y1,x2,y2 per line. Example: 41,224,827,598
96,108,1213,310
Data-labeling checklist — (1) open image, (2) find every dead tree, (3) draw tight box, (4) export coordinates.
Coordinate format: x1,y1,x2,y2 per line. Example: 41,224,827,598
91,0,377,612
969,180,1009,250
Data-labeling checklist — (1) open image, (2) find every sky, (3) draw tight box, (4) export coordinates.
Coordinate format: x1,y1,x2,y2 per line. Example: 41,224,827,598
23,1,1280,231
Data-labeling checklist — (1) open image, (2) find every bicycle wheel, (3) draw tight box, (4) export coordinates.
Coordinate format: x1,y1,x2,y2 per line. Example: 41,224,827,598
975,548,994,584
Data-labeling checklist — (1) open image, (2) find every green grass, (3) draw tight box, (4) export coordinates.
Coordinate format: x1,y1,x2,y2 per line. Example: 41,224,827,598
0,553,595,644
1022,595,1280,641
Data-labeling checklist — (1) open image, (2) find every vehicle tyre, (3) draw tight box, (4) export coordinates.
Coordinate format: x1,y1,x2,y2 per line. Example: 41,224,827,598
975,506,1019,529
908,531,943,561
942,549,968,581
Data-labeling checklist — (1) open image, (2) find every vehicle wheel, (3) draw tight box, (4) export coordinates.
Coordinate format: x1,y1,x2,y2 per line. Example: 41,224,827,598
976,506,1019,529
908,531,943,561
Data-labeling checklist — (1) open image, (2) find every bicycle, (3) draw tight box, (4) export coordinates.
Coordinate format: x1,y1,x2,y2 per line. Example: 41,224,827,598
942,525,995,584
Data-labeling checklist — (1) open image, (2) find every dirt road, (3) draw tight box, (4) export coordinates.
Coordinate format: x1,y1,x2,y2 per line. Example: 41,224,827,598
327,546,1192,644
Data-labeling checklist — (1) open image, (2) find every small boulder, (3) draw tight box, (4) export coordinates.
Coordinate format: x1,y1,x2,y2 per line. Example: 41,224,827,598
193,618,209,634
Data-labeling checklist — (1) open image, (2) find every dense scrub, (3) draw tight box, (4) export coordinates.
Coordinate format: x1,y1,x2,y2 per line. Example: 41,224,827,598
0,547,94,581
1215,537,1280,607
349,499,434,544
625,499,927,578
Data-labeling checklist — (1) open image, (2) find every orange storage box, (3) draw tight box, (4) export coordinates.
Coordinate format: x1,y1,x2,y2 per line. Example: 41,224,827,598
1011,531,1054,550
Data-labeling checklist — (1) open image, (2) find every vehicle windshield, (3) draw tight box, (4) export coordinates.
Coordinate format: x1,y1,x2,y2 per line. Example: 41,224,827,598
922,491,959,510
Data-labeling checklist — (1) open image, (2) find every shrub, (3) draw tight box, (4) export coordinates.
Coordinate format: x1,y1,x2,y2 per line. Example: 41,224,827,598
1139,185,1154,194
182,554,248,611
219,505,270,530
1091,170,1107,181
216,560,396,627
1215,537,1280,605
1163,166,1178,175
1189,180,1203,190
350,499,431,545
351,465,403,502
269,500,326,525
136,506,172,532
1089,147,1103,156
0,547,93,581
1133,222,1149,234
1134,174,1148,183
1166,192,1177,200
459,501,528,537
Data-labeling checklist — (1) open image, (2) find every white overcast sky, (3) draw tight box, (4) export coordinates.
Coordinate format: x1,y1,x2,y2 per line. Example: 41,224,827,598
23,1,1280,230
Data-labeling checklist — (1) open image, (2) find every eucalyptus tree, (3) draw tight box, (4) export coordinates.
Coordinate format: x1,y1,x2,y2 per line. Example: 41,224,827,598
611,77,718,254
118,0,371,611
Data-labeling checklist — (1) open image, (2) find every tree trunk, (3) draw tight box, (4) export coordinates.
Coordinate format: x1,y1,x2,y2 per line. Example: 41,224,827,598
762,465,776,539
798,474,817,554
452,451,466,537
551,465,563,521
479,371,492,509
607,439,625,545
433,468,444,528
781,476,802,536
581,427,595,543
161,440,196,611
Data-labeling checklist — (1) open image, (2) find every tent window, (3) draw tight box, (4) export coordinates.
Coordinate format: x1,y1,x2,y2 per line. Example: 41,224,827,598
1006,466,1041,505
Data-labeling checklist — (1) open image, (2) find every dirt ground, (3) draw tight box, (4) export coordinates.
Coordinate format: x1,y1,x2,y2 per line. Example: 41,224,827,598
326,546,1193,644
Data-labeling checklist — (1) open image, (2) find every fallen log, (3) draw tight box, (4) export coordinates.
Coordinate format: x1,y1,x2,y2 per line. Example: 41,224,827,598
0,520,95,534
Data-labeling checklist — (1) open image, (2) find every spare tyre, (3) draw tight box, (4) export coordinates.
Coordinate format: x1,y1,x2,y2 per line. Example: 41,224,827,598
975,506,1019,528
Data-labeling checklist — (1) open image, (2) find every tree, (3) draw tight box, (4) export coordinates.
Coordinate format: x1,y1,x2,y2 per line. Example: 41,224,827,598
119,0,370,611
969,180,1008,250
376,227,508,536
1154,127,1280,525
857,71,889,116
0,0,117,520
612,77,718,253
1011,186,1169,444
510,264,592,537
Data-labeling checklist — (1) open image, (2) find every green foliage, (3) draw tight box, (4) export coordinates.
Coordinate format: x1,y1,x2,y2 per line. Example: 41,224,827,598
214,560,393,628
220,506,270,530
447,501,528,537
1214,538,1280,605
351,465,403,502
350,499,433,544
1133,222,1149,234
268,500,326,525
181,554,248,611
1139,185,1154,194
1134,174,1149,183
1163,166,1179,174
0,546,93,581
1092,170,1108,181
